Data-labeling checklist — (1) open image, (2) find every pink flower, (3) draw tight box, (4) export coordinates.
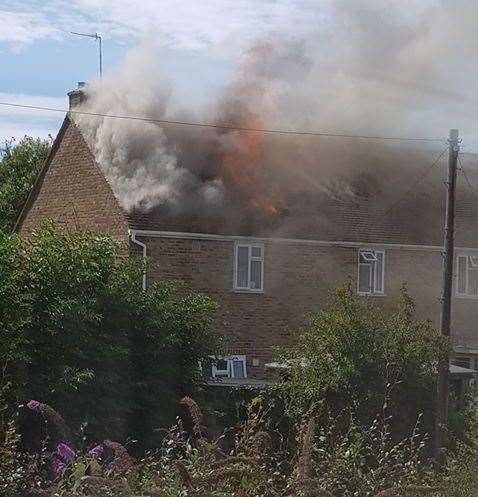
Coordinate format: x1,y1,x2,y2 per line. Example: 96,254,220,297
26,400,42,412
87,444,104,459
57,442,76,464
50,455,67,480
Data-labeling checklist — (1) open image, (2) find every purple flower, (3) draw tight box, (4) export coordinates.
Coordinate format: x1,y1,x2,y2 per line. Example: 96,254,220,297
87,444,104,459
26,400,42,412
50,455,67,480
57,442,76,464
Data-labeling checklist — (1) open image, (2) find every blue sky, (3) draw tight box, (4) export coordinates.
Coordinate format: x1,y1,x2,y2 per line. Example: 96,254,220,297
3,0,478,150
0,0,321,143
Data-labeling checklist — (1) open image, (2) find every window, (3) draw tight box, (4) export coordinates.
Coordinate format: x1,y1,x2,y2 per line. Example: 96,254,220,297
357,249,385,295
234,243,264,292
210,355,247,379
456,254,478,297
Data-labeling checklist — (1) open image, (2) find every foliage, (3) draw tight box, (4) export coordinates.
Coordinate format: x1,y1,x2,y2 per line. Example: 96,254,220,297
0,136,50,232
278,286,448,434
436,399,478,496
0,222,218,447
0,231,30,369
2,396,439,497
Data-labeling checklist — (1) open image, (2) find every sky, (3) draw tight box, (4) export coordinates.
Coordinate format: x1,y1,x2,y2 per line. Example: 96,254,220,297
2,0,478,151
0,0,322,143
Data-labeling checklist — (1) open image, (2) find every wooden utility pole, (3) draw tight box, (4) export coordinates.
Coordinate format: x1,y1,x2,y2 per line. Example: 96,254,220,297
434,129,460,460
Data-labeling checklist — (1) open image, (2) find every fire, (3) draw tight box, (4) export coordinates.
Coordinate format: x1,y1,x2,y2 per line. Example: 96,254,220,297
218,115,283,217
215,42,284,218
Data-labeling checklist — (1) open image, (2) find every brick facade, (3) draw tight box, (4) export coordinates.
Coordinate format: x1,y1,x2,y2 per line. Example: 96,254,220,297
17,116,129,242
141,234,478,378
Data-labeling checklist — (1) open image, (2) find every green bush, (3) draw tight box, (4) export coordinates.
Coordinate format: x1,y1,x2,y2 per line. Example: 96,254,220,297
278,286,447,437
0,223,218,447
0,136,50,233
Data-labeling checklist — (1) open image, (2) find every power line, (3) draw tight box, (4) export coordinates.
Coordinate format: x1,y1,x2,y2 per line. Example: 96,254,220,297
0,101,447,143
458,154,478,200
374,146,448,221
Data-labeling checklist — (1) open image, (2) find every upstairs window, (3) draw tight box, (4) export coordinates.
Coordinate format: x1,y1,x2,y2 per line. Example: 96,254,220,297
234,243,264,292
357,249,385,295
211,355,247,379
457,254,478,297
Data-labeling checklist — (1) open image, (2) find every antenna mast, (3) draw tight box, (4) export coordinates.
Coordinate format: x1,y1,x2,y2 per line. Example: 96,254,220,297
71,31,103,78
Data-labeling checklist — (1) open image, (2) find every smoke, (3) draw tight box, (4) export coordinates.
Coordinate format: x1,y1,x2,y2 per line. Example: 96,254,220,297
75,41,224,213
74,0,478,236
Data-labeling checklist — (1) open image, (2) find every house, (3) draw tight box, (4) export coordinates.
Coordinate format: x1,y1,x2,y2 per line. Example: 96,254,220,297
16,85,478,384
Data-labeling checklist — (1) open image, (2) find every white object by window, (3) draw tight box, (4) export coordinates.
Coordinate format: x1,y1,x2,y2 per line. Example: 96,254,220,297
357,249,385,295
210,355,247,379
457,255,478,297
234,242,264,292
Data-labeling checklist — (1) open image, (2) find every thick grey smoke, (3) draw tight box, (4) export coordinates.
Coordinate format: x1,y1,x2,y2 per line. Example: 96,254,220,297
75,42,224,212
74,0,478,234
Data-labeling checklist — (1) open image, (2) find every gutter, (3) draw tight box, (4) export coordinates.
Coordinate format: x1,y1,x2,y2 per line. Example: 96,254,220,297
129,229,147,290
128,229,452,253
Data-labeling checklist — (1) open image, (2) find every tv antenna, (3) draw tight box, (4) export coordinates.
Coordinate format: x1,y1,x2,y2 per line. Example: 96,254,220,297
70,31,103,78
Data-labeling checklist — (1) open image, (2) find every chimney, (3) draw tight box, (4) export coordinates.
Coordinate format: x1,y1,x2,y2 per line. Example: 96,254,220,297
67,82,87,110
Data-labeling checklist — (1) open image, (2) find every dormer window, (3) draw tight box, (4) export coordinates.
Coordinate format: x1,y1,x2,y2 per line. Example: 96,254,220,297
357,249,385,295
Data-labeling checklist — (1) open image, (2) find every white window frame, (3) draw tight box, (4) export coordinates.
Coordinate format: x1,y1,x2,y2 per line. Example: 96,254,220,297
210,355,247,379
233,242,264,293
456,252,478,299
357,248,385,296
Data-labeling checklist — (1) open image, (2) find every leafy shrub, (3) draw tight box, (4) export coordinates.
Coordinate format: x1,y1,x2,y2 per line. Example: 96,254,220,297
0,136,50,233
1,223,218,447
436,399,478,497
279,286,448,437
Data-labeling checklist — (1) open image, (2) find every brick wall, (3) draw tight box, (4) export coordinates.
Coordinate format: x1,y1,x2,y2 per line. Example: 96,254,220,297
18,117,129,242
142,235,478,378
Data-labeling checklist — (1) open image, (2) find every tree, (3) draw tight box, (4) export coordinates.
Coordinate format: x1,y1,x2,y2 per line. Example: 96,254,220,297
279,286,448,435
0,223,218,447
0,136,50,232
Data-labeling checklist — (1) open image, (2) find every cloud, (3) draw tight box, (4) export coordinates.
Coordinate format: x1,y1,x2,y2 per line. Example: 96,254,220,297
0,93,66,142
1,0,324,54
0,9,60,50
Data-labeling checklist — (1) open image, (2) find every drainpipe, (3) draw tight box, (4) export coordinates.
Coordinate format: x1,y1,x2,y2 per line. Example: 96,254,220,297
129,229,147,291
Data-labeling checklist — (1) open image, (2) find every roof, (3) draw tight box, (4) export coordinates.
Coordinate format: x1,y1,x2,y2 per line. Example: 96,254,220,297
126,140,478,247
20,114,478,247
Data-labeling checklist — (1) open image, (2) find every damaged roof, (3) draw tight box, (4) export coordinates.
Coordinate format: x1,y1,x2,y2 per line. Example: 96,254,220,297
17,113,478,247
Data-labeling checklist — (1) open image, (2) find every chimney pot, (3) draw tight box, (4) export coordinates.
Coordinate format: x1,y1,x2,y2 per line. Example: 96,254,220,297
67,82,87,110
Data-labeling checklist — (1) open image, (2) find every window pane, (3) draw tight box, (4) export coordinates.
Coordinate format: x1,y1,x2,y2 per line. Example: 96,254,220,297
236,246,249,288
214,358,230,377
358,264,372,293
250,259,262,290
232,360,245,379
216,359,228,372
375,252,384,293
251,246,262,258
469,267,478,296
457,256,467,294
360,250,377,263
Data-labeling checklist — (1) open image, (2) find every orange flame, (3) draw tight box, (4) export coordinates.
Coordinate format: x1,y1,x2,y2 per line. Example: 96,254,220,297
216,42,284,217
